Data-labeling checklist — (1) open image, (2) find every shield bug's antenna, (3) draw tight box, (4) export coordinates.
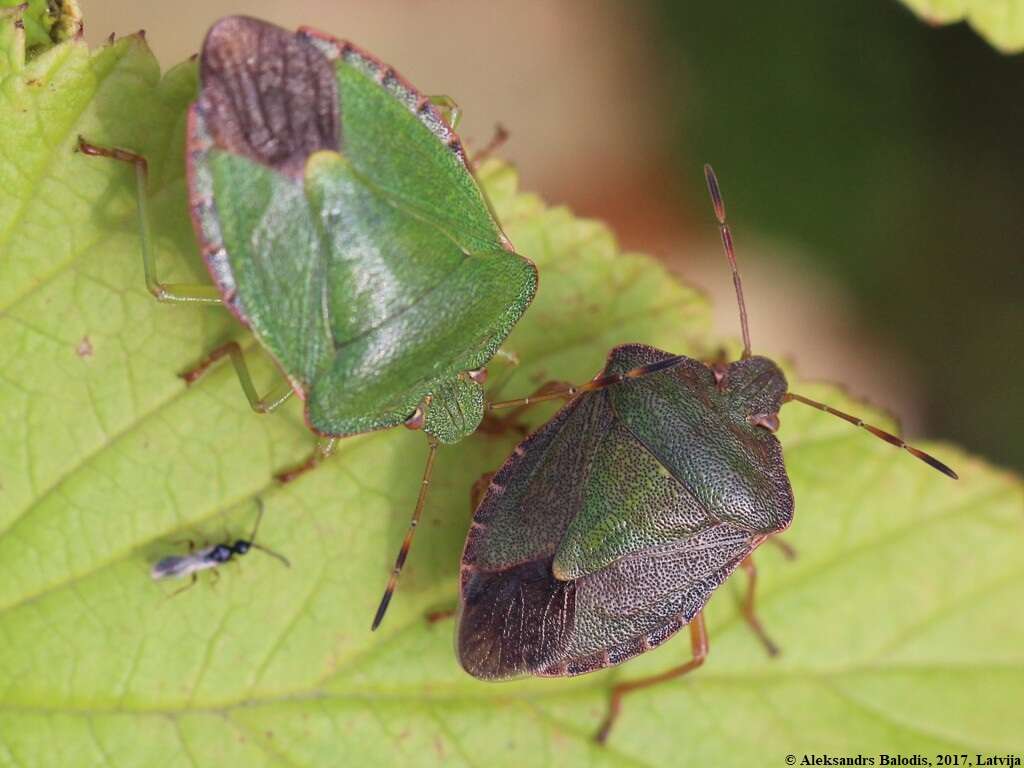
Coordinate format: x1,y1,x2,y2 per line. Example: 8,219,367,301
247,499,292,567
372,437,441,630
784,392,958,479
704,164,752,359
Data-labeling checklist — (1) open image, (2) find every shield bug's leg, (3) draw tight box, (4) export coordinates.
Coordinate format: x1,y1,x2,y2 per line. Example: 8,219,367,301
596,612,709,744
417,471,496,623
769,536,798,560
181,341,294,414
427,95,462,131
739,555,780,657
493,348,520,368
472,123,509,163
415,471,494,625
371,438,441,630
784,393,958,479
487,354,689,412
470,472,496,512
480,380,573,435
425,607,456,624
76,137,223,304
421,462,476,627
275,437,338,484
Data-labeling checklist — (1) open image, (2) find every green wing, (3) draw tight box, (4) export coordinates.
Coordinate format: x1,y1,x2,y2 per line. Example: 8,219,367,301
324,40,510,255
303,152,535,435
187,17,536,437
197,152,333,386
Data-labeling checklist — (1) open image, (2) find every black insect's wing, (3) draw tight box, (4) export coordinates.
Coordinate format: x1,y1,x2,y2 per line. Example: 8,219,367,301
197,16,340,177
151,553,205,580
458,392,614,679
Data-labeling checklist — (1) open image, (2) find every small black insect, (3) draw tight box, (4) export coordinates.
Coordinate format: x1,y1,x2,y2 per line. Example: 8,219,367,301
151,501,290,594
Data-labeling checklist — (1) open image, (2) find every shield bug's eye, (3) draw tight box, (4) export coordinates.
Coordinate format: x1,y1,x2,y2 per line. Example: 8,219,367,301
404,406,425,431
747,412,781,432
467,367,488,384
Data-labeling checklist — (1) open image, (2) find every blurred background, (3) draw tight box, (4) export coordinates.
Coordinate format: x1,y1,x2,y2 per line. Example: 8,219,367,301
85,0,1023,471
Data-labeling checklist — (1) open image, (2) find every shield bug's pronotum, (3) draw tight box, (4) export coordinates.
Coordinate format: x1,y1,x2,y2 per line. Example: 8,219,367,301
456,165,957,744
77,16,536,625
152,500,290,595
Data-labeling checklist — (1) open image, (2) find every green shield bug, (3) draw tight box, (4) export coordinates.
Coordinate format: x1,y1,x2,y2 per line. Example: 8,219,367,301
456,165,957,743
77,16,536,629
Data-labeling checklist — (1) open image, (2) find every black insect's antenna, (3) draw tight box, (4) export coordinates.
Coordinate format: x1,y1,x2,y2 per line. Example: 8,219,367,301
247,499,292,567
784,392,958,479
704,164,752,359
248,499,267,541
372,438,440,631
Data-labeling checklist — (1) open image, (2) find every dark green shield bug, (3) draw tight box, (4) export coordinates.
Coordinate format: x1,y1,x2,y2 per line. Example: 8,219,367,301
77,16,536,628
456,165,956,744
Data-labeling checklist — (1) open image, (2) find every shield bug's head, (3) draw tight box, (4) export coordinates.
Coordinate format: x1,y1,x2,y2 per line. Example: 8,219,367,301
718,355,788,434
704,164,956,478
406,371,486,445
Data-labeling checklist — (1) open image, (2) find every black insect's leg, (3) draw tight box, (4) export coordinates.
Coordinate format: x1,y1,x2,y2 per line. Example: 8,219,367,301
275,437,338,484
171,573,199,598
181,341,294,414
595,612,709,745
208,568,220,589
76,137,222,304
739,555,780,657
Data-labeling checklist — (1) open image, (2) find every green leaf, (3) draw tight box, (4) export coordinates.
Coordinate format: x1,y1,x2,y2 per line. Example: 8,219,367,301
0,0,83,54
1,14,1021,766
897,0,1024,53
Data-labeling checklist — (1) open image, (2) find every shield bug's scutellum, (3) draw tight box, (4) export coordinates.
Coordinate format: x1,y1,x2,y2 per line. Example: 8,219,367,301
455,165,957,744
151,500,291,595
